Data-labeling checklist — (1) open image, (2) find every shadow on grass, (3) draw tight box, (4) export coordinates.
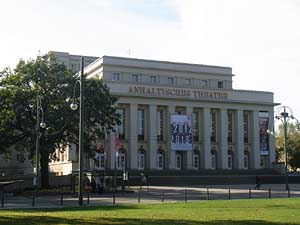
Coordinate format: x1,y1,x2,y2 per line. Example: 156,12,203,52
0,216,299,225
1,205,139,213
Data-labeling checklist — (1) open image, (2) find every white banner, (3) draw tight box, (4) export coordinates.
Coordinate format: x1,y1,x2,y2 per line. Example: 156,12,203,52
170,114,193,151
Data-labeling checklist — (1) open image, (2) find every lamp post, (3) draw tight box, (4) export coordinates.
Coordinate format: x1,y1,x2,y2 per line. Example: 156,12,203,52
273,106,298,191
70,57,84,206
34,95,46,189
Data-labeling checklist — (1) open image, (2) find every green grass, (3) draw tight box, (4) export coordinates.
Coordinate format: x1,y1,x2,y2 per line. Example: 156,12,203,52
1,198,300,225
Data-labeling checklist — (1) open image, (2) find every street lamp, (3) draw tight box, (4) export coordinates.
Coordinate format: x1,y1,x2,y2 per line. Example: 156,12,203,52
70,57,85,206
272,106,299,191
34,95,46,189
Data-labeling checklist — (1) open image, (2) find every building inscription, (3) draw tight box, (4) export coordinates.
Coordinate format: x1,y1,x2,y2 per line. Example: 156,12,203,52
128,86,228,100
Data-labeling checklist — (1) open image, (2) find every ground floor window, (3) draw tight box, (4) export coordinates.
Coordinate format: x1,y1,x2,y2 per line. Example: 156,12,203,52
228,154,232,170
228,149,233,170
95,152,105,170
244,154,249,169
176,152,182,170
211,150,217,170
157,150,164,169
117,151,126,170
137,148,145,170
193,150,199,169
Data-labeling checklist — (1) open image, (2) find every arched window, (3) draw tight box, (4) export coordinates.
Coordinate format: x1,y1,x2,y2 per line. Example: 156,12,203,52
193,148,200,169
211,148,217,170
156,149,164,169
117,147,126,170
137,146,145,170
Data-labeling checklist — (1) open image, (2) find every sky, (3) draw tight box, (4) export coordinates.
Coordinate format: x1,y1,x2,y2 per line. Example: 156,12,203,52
0,0,300,123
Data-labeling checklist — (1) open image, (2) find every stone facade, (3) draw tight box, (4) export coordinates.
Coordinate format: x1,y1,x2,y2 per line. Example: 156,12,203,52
48,52,277,175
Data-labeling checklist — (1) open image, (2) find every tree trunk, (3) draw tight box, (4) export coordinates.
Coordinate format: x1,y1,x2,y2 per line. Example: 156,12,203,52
40,150,49,188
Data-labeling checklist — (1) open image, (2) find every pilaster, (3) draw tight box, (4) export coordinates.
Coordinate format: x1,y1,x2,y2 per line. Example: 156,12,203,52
250,110,260,169
202,108,212,169
234,109,244,169
129,103,138,169
218,108,228,169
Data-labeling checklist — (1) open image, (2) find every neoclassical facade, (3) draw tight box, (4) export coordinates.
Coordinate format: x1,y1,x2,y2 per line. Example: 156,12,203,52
49,53,277,175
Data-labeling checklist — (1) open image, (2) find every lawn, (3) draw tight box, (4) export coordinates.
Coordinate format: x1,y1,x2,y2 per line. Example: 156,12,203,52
0,198,300,225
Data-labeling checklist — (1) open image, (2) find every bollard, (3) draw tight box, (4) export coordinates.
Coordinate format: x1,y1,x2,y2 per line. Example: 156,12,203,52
207,188,209,200
288,189,290,198
161,192,164,202
32,195,35,207
268,188,271,199
113,191,116,205
1,192,4,208
184,189,187,202
228,188,231,200
138,189,141,203
249,188,252,199
87,193,90,205
60,195,63,206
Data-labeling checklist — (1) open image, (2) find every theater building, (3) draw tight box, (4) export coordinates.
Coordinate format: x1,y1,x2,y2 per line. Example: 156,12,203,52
49,52,277,175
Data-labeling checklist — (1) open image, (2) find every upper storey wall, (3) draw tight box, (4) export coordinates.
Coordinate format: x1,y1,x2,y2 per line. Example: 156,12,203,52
83,56,275,106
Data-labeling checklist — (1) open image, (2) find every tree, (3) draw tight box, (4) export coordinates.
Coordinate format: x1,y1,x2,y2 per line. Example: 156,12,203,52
275,123,300,171
0,54,119,187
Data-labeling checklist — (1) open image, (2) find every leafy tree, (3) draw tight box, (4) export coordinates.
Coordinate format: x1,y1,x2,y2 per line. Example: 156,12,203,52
0,54,119,187
275,123,300,171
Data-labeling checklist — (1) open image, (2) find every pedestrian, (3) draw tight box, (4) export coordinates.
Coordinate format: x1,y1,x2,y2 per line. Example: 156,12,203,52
255,176,261,190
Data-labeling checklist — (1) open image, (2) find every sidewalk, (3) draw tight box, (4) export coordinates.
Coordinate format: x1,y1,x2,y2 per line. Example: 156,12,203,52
1,184,299,209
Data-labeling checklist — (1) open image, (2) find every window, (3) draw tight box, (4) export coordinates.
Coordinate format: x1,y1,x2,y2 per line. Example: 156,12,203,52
218,81,224,89
132,74,139,83
210,111,217,142
193,150,199,169
112,72,120,81
95,152,105,170
200,80,208,88
228,112,233,143
157,110,164,141
168,77,175,85
185,79,191,85
193,112,199,141
116,151,126,170
176,152,182,169
137,147,145,170
138,109,145,140
150,76,157,84
117,109,125,139
244,114,249,143
157,150,164,169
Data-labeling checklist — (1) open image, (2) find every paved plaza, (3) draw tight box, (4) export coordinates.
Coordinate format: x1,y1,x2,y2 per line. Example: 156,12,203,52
1,184,300,209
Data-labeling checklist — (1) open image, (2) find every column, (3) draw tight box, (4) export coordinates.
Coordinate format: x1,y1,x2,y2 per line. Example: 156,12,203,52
167,105,176,169
234,109,244,169
202,108,212,169
268,110,275,167
109,130,115,170
129,103,138,169
218,108,228,169
148,105,157,169
250,110,260,169
186,107,193,170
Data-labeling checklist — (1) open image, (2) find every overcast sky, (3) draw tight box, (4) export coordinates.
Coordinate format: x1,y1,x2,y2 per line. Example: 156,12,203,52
1,0,300,123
